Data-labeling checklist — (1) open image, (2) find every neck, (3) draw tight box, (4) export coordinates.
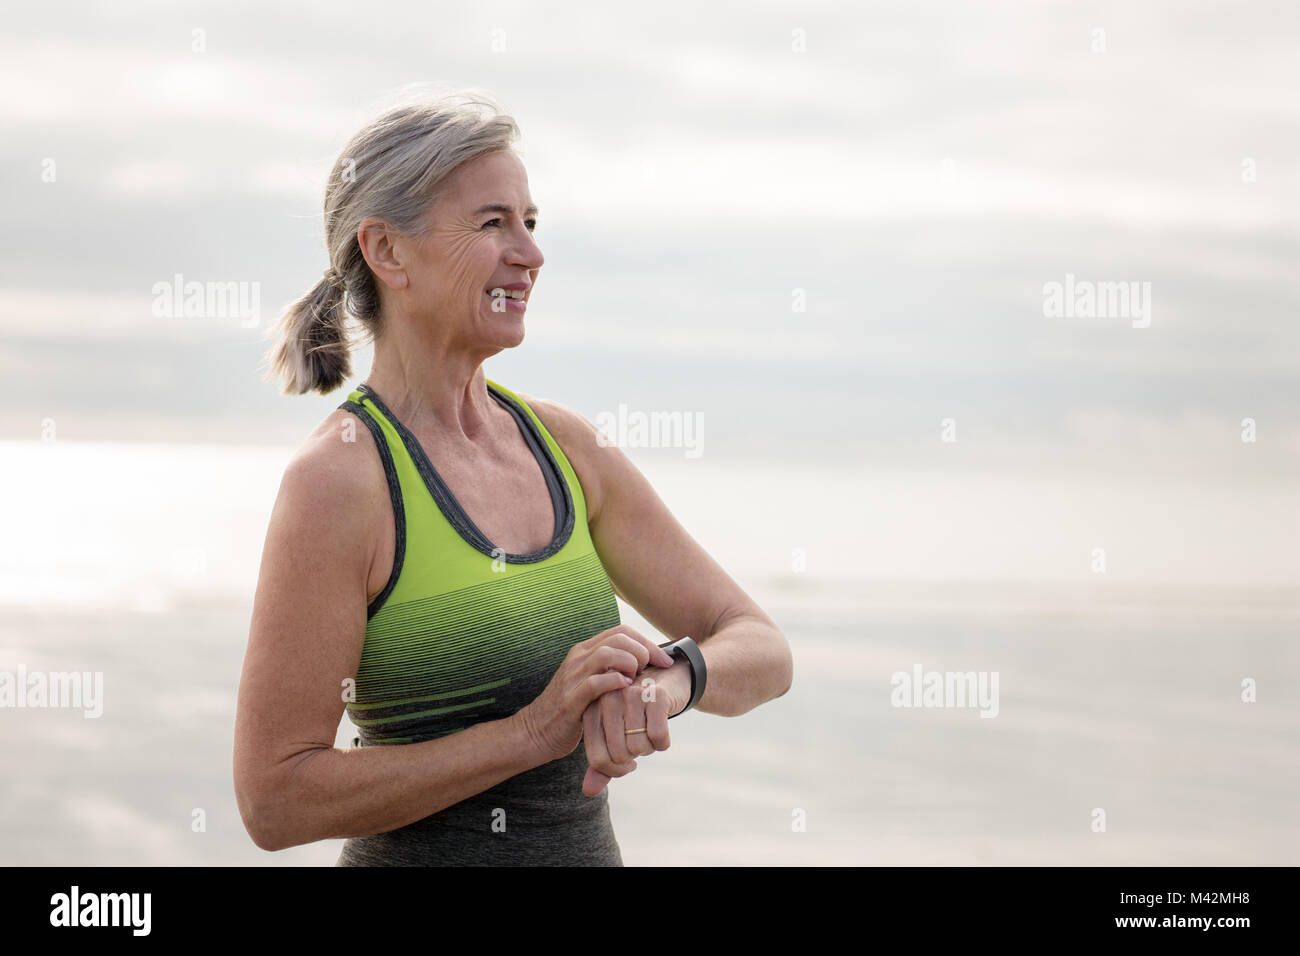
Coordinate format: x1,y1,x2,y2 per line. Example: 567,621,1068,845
363,318,503,443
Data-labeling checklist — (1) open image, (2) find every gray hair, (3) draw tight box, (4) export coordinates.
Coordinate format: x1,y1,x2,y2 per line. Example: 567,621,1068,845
264,87,522,395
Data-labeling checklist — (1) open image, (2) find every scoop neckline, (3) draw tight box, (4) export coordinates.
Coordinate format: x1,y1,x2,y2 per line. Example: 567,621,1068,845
355,381,575,564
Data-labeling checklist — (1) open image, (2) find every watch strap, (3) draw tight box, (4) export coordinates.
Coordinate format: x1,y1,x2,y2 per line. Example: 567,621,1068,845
660,636,706,717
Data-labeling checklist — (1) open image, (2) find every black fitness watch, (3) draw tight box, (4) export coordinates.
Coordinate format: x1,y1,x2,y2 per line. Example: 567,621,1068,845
660,636,706,718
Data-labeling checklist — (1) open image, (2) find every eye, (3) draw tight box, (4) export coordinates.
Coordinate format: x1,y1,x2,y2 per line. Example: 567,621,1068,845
483,218,538,231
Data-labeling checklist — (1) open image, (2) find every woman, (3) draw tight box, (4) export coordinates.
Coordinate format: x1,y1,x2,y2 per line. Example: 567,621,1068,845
233,90,793,866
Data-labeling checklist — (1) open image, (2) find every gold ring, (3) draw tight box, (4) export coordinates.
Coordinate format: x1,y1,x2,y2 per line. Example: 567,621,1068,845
625,727,647,735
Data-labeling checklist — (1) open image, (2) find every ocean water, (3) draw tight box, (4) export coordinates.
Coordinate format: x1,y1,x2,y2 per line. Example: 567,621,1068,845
1,441,1297,865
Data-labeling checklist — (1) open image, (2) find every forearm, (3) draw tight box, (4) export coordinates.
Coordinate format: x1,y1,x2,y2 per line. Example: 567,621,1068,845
242,710,545,851
689,612,793,717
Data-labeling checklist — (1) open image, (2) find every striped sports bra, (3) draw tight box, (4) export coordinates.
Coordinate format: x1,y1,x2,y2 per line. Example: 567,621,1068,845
333,378,625,865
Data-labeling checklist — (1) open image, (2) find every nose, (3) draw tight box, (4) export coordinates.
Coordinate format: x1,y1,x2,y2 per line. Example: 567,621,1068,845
508,223,544,272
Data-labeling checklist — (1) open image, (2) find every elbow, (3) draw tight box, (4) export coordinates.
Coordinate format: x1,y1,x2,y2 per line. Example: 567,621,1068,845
235,740,339,851
243,811,289,853
239,797,298,853
776,662,793,700
773,635,794,699
236,789,285,852
236,745,339,851
234,770,296,853
246,824,283,854
749,614,792,700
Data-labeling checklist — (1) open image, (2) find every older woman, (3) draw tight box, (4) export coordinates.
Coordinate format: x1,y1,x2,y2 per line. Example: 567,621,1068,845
233,90,793,866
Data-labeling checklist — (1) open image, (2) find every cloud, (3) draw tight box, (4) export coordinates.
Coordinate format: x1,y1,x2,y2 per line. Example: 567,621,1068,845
0,0,1295,482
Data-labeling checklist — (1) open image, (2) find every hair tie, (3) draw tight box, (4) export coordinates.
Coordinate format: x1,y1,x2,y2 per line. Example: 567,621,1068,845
323,267,346,293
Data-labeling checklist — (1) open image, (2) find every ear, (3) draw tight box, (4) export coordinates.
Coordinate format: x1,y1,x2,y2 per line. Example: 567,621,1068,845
356,217,410,291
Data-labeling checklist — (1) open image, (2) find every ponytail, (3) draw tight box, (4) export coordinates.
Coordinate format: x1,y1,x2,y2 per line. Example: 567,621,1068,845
264,273,352,396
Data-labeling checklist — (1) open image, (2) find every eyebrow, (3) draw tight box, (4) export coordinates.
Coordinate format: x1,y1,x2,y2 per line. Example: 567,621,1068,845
472,202,539,218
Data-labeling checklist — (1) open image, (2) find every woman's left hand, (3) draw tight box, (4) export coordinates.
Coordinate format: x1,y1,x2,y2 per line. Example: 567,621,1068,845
580,659,692,796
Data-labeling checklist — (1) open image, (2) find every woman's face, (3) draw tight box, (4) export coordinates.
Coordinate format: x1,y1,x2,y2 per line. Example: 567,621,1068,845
405,149,544,350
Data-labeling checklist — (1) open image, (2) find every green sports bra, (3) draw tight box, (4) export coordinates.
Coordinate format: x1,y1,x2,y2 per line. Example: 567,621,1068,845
336,378,623,747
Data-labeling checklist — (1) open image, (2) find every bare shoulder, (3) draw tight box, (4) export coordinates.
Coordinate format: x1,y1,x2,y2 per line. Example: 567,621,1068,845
273,406,388,545
289,407,384,494
513,391,613,524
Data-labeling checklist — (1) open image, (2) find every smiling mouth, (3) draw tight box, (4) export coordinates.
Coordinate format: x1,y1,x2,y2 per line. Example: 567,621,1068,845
485,289,527,312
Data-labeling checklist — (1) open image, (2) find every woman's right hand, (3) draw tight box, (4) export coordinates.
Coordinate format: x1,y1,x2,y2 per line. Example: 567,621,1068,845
518,625,675,764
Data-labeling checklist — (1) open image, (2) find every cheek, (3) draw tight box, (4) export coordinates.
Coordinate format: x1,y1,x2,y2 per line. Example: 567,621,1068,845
441,238,498,297
428,230,488,281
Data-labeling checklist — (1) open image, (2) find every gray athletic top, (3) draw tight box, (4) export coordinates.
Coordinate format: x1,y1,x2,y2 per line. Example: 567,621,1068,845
335,744,623,867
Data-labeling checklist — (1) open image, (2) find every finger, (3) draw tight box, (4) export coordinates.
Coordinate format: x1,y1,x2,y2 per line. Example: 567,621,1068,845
582,699,613,776
611,625,676,670
572,671,633,716
624,680,655,756
582,766,612,797
584,698,635,781
591,644,642,681
583,760,635,797
601,688,634,764
597,633,652,675
643,677,672,753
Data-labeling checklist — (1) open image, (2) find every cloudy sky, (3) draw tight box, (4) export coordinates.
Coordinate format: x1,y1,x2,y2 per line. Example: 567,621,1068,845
2,0,1298,481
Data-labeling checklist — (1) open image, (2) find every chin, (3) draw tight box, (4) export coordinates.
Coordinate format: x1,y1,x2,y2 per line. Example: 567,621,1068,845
492,319,527,349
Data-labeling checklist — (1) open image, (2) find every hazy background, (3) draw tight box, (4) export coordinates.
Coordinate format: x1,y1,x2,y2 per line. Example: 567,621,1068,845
2,0,1297,865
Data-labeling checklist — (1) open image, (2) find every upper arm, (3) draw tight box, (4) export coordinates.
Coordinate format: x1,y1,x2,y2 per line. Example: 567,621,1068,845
233,419,382,818
520,394,773,643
